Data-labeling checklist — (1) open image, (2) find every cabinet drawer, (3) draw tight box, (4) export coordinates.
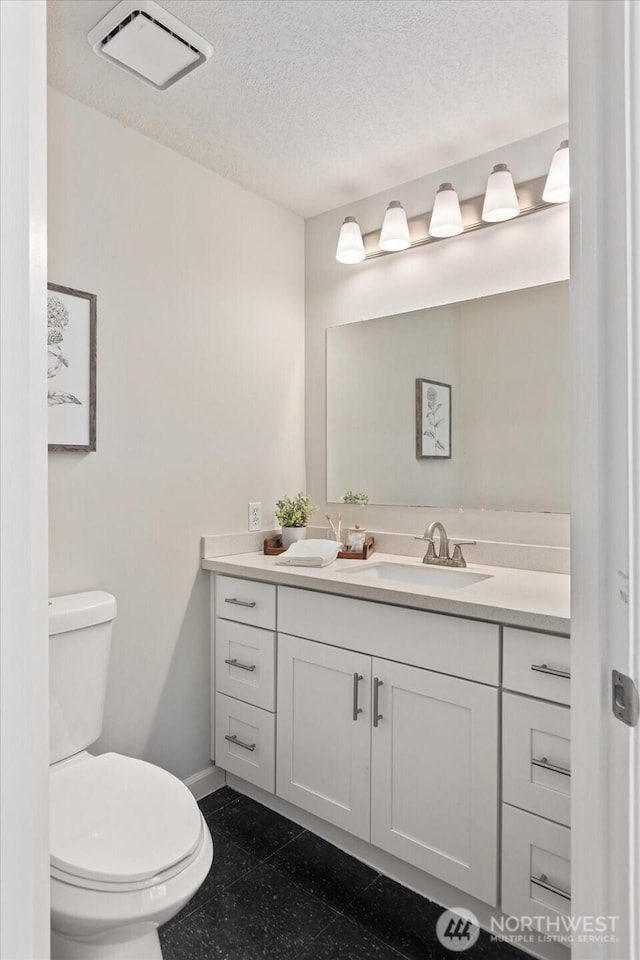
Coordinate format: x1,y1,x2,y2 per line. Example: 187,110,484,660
215,694,275,793
216,575,276,630
502,804,570,939
503,628,570,704
216,620,276,711
503,693,570,826
278,587,500,685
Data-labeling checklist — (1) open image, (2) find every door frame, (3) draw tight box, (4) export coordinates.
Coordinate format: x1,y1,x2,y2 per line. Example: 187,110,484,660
569,2,639,956
0,2,49,958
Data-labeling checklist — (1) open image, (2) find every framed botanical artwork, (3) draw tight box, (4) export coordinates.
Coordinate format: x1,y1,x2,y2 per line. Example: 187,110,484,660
416,378,451,459
48,283,96,452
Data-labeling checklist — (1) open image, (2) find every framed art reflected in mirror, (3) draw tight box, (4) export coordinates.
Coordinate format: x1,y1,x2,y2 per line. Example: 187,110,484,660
416,378,451,459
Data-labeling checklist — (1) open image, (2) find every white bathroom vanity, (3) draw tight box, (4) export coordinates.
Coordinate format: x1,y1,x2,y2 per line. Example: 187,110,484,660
203,551,571,959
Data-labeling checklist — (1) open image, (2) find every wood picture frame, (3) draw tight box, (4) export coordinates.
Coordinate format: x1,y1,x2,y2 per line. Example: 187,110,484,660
47,283,96,452
415,378,451,459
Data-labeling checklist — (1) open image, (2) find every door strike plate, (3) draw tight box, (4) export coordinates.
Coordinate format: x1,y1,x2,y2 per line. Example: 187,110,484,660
612,670,640,726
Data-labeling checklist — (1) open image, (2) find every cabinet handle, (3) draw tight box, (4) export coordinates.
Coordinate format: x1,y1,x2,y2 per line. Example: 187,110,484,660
224,733,256,752
531,756,571,777
225,598,257,608
530,874,571,901
531,663,570,680
353,673,363,721
224,657,256,672
373,677,383,727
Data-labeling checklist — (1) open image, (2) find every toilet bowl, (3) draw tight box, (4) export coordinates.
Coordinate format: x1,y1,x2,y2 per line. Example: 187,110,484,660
50,753,213,960
48,594,213,960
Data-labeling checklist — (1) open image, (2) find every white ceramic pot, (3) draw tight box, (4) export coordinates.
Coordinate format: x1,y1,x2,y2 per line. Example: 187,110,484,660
281,527,306,548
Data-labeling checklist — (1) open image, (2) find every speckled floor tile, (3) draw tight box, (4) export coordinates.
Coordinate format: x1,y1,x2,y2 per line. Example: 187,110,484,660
159,923,211,960
205,793,305,860
345,874,528,960
344,873,444,959
300,914,406,960
181,861,338,960
198,785,239,819
168,827,260,926
266,830,378,911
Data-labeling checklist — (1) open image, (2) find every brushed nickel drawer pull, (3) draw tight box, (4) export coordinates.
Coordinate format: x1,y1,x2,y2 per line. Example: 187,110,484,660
531,663,570,680
531,756,571,777
531,873,571,901
225,598,257,608
353,673,363,721
224,658,257,673
224,733,256,752
373,677,383,727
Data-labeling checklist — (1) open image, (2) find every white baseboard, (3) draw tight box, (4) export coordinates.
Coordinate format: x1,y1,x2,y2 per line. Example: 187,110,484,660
183,764,226,800
226,774,569,960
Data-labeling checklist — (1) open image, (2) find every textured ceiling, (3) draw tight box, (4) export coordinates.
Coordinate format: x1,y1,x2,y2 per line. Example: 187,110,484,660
47,0,568,217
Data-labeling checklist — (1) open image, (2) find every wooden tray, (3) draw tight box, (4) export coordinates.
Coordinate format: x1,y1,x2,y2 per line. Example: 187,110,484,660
338,537,375,560
264,535,375,560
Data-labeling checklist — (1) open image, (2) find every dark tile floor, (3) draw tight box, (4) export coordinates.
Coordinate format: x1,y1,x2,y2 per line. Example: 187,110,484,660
161,787,526,960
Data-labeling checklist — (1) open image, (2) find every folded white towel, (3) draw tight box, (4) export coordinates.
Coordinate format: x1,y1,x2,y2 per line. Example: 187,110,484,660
276,539,342,568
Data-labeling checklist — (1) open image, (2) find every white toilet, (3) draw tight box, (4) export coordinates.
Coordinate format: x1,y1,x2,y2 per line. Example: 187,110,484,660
49,592,213,960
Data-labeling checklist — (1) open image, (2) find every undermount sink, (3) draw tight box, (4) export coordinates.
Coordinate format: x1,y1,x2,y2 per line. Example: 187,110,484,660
343,562,492,590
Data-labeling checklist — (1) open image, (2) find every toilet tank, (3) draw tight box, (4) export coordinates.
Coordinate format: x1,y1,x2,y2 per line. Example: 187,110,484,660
49,592,117,764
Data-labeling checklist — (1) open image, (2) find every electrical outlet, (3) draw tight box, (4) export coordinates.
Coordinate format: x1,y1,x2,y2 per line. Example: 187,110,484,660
248,502,262,531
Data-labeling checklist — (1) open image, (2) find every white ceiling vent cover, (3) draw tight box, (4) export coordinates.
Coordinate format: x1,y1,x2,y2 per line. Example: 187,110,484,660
87,0,213,90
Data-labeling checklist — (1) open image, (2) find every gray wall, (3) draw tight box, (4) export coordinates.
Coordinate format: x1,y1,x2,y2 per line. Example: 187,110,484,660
327,304,462,505
460,283,570,511
47,89,305,781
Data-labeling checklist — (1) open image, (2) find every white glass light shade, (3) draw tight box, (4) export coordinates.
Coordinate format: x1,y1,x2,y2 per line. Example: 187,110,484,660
429,182,463,238
481,164,519,222
543,140,570,204
335,216,365,264
379,201,411,251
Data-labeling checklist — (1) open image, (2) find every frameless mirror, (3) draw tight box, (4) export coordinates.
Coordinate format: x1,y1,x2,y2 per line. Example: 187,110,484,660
326,281,569,512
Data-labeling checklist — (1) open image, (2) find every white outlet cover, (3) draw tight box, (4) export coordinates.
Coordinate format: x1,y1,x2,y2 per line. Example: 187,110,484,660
248,503,262,531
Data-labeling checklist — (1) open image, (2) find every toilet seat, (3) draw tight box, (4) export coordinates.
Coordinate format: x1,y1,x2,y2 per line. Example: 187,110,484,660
50,753,203,889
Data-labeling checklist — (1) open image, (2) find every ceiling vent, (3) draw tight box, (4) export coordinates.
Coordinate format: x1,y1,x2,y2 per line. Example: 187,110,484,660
87,0,213,90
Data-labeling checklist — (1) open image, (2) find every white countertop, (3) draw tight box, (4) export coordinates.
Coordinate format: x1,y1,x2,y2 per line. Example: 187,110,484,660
202,551,570,634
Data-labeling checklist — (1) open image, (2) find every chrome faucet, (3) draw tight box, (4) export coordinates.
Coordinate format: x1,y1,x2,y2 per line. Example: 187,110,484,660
416,521,476,568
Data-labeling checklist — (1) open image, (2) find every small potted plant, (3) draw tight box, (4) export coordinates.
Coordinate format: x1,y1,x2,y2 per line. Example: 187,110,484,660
275,493,316,548
342,491,369,507
342,491,369,551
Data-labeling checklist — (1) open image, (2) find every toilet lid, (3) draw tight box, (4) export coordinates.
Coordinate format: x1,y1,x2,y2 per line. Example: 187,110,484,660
50,753,202,884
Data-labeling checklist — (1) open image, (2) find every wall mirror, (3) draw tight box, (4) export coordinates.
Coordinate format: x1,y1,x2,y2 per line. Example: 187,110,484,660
326,281,569,512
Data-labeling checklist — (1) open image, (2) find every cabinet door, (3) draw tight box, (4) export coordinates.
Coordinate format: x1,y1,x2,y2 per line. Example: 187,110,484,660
371,658,499,905
276,633,371,839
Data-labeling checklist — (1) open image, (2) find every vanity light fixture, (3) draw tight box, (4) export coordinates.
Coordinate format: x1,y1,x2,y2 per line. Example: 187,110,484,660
336,217,366,264
379,201,411,251
543,140,570,204
336,148,570,264
481,164,520,222
428,183,464,238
